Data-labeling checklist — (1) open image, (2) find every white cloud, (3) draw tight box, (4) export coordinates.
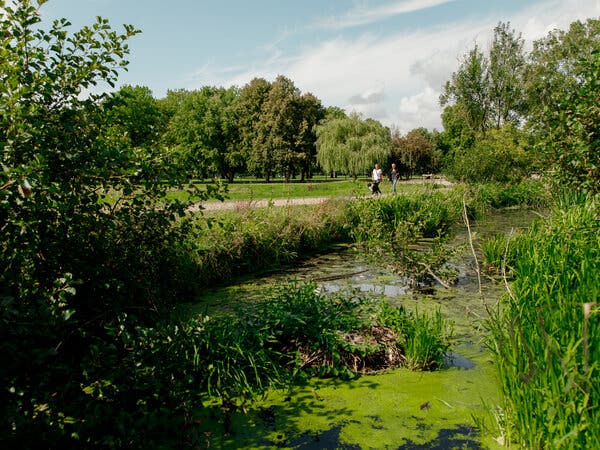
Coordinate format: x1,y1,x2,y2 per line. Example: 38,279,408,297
394,87,442,133
208,0,600,133
315,0,456,30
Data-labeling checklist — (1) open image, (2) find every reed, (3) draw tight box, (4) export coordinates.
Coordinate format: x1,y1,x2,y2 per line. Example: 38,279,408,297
487,197,599,448
188,200,353,287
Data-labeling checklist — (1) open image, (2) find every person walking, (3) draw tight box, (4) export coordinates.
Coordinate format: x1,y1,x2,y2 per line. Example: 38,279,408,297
390,163,398,194
371,163,383,195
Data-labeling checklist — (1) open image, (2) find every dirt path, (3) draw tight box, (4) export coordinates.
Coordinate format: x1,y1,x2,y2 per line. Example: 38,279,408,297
190,177,454,212
190,196,348,212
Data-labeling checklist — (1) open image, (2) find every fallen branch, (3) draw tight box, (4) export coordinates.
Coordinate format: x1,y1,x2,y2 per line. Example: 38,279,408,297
417,261,451,289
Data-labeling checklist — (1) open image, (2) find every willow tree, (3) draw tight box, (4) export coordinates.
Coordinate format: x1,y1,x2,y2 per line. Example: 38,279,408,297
316,113,391,179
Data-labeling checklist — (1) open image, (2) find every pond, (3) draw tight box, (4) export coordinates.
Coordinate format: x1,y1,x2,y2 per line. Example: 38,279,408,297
180,208,542,449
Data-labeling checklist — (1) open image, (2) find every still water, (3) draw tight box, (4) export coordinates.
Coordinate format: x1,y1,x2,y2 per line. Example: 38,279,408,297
188,209,541,449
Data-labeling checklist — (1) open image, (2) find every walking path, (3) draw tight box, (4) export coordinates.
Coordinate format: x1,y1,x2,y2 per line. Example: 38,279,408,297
190,196,348,212
190,177,453,212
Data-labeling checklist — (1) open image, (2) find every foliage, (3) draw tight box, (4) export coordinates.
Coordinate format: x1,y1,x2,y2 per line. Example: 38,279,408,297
104,84,165,148
440,45,490,135
0,1,213,445
235,77,272,176
440,22,525,135
536,49,600,194
188,200,354,287
391,127,441,178
524,18,600,131
251,283,452,377
439,22,530,181
487,197,600,448
447,124,534,182
487,22,526,128
377,302,452,370
252,75,325,182
162,86,243,181
348,191,461,287
315,113,391,179
467,179,551,211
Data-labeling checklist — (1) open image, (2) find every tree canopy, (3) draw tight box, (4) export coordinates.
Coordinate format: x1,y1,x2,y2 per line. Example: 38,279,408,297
316,113,391,179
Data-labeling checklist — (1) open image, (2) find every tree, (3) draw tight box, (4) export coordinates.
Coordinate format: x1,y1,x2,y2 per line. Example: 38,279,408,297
538,49,600,193
524,18,600,132
0,1,210,444
440,45,490,135
235,77,272,178
294,92,325,180
488,22,525,128
391,127,439,179
253,75,323,182
440,22,526,134
448,124,533,182
104,85,165,148
316,113,391,180
162,86,242,181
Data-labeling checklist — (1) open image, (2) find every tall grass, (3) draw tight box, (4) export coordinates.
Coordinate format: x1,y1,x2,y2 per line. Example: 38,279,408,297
487,197,599,448
182,180,550,292
185,200,353,287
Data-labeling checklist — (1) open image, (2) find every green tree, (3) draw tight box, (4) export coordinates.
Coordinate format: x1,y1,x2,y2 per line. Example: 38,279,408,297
448,124,533,182
0,1,211,444
316,113,391,180
236,77,272,177
538,49,600,193
524,18,600,133
440,22,526,134
292,92,325,180
488,22,525,128
391,127,439,179
162,86,242,181
253,75,323,182
440,22,530,180
440,45,489,135
104,84,165,148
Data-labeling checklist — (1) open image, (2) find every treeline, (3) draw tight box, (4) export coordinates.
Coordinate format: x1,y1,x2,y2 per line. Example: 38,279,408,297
102,18,600,188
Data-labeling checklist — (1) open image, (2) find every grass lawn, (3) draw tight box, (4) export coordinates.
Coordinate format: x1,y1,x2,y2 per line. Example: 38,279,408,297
224,178,363,199
166,176,438,202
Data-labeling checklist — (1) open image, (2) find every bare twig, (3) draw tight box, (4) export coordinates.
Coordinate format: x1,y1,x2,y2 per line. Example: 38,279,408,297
502,229,516,301
417,261,451,289
462,196,482,296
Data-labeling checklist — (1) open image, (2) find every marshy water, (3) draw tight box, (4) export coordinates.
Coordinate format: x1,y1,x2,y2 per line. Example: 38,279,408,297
182,208,541,449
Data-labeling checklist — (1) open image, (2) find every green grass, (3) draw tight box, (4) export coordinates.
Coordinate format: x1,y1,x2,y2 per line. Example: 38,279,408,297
487,197,600,448
165,177,441,203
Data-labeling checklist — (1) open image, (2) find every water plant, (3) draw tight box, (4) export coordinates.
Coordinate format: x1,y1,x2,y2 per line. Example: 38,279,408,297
487,197,600,448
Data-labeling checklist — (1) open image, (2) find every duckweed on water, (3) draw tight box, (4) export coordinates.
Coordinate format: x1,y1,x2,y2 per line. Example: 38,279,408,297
205,344,501,449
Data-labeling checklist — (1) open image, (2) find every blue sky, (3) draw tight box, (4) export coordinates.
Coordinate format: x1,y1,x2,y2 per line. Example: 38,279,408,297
37,0,600,132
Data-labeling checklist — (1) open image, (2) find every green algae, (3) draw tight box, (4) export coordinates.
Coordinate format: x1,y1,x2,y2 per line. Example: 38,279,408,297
180,209,540,448
194,284,506,449
204,346,501,449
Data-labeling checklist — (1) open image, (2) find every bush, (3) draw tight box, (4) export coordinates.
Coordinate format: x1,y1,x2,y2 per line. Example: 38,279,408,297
187,200,353,286
447,125,535,183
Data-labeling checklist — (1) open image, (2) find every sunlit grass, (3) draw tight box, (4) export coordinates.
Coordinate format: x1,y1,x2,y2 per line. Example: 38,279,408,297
164,177,442,203
487,198,600,448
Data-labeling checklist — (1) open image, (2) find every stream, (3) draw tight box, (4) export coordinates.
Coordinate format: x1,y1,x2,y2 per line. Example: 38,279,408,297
182,208,541,449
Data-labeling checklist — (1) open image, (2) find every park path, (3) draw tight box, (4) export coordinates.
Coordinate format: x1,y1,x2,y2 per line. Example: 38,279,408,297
189,196,348,212
189,177,453,212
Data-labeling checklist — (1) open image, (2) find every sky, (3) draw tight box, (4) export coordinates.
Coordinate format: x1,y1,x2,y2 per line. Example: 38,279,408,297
35,0,600,133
